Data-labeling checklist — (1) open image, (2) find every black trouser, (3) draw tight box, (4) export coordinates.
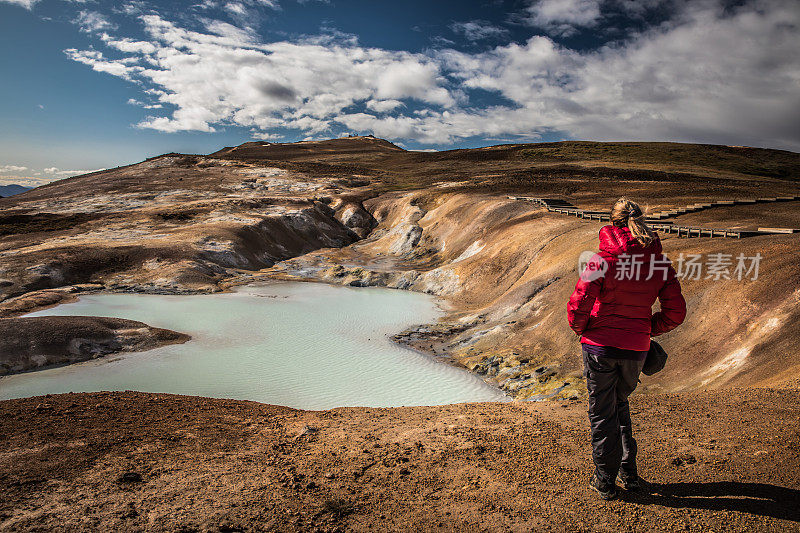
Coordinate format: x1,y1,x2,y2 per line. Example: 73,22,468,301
582,345,645,484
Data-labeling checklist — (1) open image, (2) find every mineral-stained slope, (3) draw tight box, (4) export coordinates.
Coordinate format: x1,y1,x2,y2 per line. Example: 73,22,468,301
1,137,799,398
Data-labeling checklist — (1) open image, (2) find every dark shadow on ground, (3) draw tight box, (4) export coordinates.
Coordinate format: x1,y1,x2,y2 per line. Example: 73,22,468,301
620,481,800,522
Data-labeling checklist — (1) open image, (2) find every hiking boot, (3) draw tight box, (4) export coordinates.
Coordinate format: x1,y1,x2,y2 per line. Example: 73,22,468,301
589,473,618,500
617,472,642,491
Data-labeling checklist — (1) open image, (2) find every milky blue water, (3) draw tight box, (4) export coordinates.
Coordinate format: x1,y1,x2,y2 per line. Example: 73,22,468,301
0,281,507,408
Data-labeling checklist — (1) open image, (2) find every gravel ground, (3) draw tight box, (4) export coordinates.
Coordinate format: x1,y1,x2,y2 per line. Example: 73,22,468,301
1,388,797,532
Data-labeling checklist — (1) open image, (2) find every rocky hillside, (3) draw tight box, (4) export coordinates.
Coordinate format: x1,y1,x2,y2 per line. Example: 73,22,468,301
1,137,799,396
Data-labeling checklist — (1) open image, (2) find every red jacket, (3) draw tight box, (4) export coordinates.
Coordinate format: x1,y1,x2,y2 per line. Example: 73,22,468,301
567,225,686,351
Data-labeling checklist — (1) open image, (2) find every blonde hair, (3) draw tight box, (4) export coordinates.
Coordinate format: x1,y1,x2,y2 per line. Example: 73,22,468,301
611,197,657,247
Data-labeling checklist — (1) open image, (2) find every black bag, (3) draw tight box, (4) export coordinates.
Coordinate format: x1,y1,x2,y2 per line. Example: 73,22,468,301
642,340,668,376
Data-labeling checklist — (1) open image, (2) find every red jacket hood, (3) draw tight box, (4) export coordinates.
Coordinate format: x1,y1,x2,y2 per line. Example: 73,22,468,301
598,225,662,257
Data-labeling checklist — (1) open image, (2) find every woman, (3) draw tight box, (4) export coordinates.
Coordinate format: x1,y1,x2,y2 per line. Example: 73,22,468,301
567,197,686,500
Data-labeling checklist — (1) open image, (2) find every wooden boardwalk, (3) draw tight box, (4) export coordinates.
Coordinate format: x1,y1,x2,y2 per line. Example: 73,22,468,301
646,195,800,220
508,195,800,238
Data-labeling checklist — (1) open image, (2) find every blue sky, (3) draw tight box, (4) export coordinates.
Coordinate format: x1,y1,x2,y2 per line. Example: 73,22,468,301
1,0,798,186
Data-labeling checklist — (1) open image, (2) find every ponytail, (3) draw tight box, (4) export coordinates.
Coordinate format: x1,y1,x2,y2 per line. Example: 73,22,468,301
610,197,657,247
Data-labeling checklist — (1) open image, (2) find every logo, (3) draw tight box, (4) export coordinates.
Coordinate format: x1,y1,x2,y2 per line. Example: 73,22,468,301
578,251,608,282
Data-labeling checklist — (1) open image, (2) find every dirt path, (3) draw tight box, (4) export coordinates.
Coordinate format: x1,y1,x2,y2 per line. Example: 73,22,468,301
1,388,797,532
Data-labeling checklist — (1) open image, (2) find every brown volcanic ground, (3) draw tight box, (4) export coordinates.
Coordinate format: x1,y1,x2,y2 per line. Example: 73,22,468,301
1,390,798,532
1,137,799,531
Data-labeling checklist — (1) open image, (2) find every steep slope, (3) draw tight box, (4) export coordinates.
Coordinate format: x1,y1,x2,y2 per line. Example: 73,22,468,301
265,190,800,398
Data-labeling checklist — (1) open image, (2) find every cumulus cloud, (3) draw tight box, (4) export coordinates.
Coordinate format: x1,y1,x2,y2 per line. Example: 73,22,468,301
0,164,29,174
65,14,457,134
442,0,800,147
61,0,800,150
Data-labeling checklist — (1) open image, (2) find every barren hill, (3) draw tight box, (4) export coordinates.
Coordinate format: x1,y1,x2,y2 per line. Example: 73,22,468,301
2,136,798,394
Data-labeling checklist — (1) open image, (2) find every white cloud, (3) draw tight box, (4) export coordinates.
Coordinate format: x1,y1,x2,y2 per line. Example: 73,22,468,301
60,0,800,150
524,0,602,34
526,0,602,26
0,176,49,187
64,14,457,134
374,60,454,107
438,0,800,148
0,0,39,9
118,1,148,16
101,33,157,55
0,165,28,174
224,2,247,16
450,20,508,41
127,97,162,109
43,167,106,177
64,48,142,80
203,19,258,42
250,131,282,140
75,10,117,33
0,165,105,187
366,99,404,113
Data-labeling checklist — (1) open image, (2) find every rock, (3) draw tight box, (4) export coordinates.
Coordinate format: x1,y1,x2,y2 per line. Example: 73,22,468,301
121,502,138,518
671,454,697,466
334,201,377,238
299,425,318,437
70,283,104,293
416,266,460,295
117,472,143,483
386,223,423,255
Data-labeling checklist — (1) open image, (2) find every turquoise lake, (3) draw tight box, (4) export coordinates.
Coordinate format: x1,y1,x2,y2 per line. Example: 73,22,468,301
0,281,508,409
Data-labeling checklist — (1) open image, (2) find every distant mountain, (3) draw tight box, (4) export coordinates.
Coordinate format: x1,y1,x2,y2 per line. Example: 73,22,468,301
0,184,32,197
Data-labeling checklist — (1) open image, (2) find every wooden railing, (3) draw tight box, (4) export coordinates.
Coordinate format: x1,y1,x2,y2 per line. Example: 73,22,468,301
507,195,800,238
